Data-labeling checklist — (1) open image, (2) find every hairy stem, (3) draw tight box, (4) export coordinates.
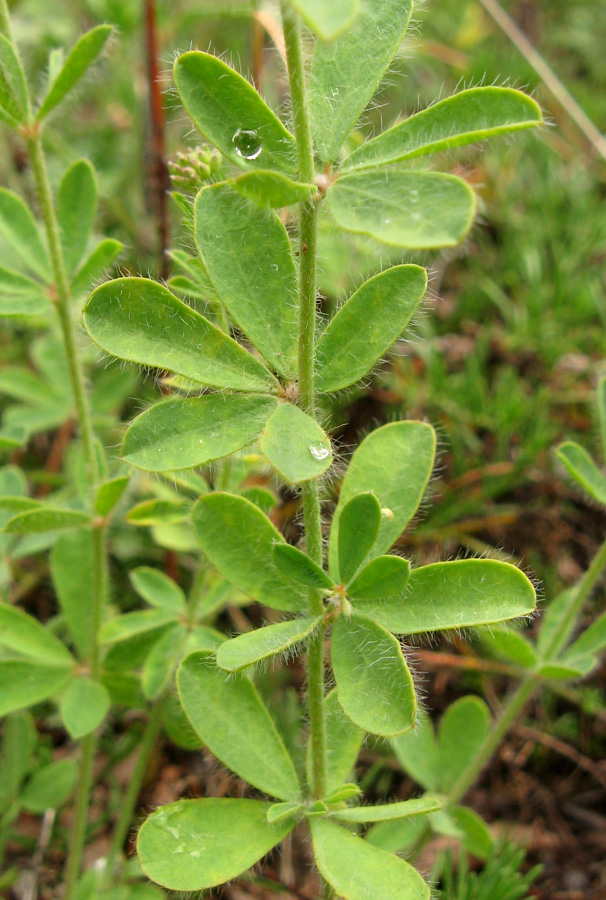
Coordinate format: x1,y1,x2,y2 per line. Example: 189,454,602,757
281,2,327,801
26,133,99,490
25,124,107,898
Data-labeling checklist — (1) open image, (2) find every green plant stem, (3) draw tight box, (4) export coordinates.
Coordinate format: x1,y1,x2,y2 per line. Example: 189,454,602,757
62,526,107,899
542,533,606,660
103,698,165,884
448,674,536,804
24,109,108,898
25,132,99,491
281,1,327,802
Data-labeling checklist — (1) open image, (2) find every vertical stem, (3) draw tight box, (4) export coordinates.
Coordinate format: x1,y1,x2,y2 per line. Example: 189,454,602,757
281,2,327,801
542,533,606,660
62,526,106,900
26,132,99,491
447,675,536,804
25,126,107,898
144,0,170,281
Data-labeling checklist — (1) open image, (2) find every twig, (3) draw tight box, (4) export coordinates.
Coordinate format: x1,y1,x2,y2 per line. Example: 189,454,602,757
21,809,55,900
513,723,606,790
144,0,170,281
476,0,606,162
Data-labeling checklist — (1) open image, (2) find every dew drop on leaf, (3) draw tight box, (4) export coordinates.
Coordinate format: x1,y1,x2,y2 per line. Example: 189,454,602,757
309,442,330,461
232,128,263,160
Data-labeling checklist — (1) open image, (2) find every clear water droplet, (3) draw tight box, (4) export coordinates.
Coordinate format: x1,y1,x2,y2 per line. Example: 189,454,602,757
309,443,330,461
232,128,262,160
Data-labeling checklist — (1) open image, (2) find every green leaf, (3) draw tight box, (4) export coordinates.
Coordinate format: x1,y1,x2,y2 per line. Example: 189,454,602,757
0,265,41,296
216,617,321,672
231,170,317,207
537,660,595,680
192,492,307,612
173,51,296,174
311,817,430,900
365,559,536,635
57,159,98,274
327,170,476,249
0,603,73,664
309,0,413,162
3,507,91,533
71,238,123,294
59,676,110,739
142,624,184,699
329,421,436,578
21,759,78,813
130,567,186,613
260,403,333,483
308,689,364,796
194,183,298,378
437,696,490,793
178,651,301,800
316,265,427,392
84,278,277,393
122,393,277,473
94,476,129,517
556,441,606,505
0,34,28,127
0,661,73,715
0,424,28,449
0,496,40,517
37,25,112,120
266,800,302,825
366,815,428,854
536,588,573,656
338,492,381,584
126,499,190,526
51,529,96,657
332,795,441,823
598,376,606,463
289,0,360,41
1,712,36,802
343,87,543,172
331,614,416,736
324,784,361,804
272,543,335,590
99,610,177,645
391,709,439,792
0,292,50,317
137,798,295,891
564,611,606,662
0,189,51,280
478,626,538,668
348,555,410,602
448,805,494,859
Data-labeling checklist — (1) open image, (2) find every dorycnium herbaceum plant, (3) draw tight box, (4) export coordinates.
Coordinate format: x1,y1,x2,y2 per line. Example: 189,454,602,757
0,0,560,896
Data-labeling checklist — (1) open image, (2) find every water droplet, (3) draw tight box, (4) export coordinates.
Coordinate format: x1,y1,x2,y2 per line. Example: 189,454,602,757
232,128,262,160
309,443,330,461
381,507,394,521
